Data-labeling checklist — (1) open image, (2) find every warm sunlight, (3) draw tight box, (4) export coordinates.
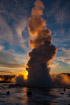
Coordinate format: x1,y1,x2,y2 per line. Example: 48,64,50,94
21,65,28,80
21,68,28,80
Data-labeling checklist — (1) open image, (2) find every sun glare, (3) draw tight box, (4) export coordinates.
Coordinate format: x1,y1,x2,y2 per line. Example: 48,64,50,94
20,65,28,80
22,68,28,80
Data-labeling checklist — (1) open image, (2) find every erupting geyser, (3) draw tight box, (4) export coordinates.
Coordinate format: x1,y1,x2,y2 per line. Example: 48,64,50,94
26,0,57,87
16,0,57,87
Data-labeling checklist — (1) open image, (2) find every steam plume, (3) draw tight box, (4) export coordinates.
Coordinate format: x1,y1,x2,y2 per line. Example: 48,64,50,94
26,0,57,87
51,73,70,87
15,0,70,88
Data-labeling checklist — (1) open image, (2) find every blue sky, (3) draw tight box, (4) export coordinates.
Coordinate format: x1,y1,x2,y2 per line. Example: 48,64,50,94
0,0,70,75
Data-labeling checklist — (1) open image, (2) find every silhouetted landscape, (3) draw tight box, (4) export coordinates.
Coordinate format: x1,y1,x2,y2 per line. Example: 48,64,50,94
0,75,15,83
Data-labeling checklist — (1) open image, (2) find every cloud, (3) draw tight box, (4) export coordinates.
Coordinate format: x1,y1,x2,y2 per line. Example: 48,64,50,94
0,49,28,69
0,17,13,45
12,52,28,65
0,0,30,50
0,45,4,51
49,61,59,68
46,0,70,25
0,0,28,22
0,70,15,74
0,16,29,51
0,62,24,68
0,16,29,50
57,2,70,25
57,48,70,64
15,18,28,49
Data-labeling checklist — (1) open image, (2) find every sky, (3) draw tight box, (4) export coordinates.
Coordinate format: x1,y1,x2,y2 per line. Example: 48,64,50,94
0,0,70,75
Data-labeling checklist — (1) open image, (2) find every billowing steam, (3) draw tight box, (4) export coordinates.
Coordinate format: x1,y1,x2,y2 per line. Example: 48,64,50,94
15,0,70,88
25,0,57,87
51,73,70,87
15,0,57,87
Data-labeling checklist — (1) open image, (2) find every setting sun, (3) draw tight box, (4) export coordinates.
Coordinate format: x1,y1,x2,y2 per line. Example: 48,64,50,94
21,68,28,80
